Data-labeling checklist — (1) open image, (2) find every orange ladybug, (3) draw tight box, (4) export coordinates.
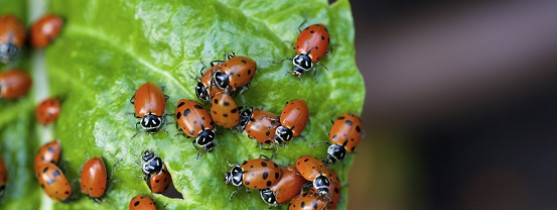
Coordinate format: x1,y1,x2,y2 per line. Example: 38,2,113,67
129,195,157,210
175,99,216,152
292,24,330,77
36,162,72,202
274,99,309,144
326,113,363,164
288,192,327,210
239,108,279,146
0,155,8,197
295,155,330,196
147,164,171,194
0,14,25,63
80,157,108,200
0,70,32,99
195,66,232,101
210,92,240,128
35,97,61,125
130,82,167,133
34,141,61,174
225,158,284,190
260,166,307,205
212,53,256,90
30,14,63,48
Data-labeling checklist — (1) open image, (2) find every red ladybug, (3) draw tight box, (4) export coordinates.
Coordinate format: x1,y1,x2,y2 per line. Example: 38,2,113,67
0,156,8,197
129,195,157,210
195,66,232,101
0,70,32,99
212,53,256,91
295,155,330,196
311,169,341,209
147,164,171,193
274,99,309,144
288,192,327,210
259,166,307,206
326,113,363,164
292,24,330,77
36,162,72,202
210,92,240,128
175,99,216,152
225,158,284,190
30,14,63,48
34,141,61,174
0,14,25,63
238,108,279,146
35,98,61,125
130,82,167,133
80,157,108,200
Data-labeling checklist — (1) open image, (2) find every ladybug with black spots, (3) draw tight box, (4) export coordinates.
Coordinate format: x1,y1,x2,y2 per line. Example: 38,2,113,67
259,166,306,206
326,113,363,164
80,157,109,201
129,195,157,210
34,141,61,174
35,97,61,125
225,157,284,196
36,162,72,202
295,155,330,196
311,169,341,209
0,156,8,197
195,66,232,101
0,69,32,99
211,53,257,91
288,192,327,210
30,14,63,48
238,108,279,146
147,164,171,193
274,99,309,144
291,23,330,78
130,82,168,133
0,14,25,63
210,92,240,128
175,99,216,152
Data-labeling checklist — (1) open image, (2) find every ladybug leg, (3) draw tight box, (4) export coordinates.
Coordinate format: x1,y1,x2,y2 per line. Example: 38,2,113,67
129,95,135,104
226,52,236,59
164,95,169,101
258,154,271,160
229,189,239,200
297,18,308,32
210,60,225,67
309,141,329,148
271,57,292,65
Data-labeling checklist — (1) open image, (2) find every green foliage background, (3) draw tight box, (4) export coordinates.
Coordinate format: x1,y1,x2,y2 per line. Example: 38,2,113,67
0,0,364,209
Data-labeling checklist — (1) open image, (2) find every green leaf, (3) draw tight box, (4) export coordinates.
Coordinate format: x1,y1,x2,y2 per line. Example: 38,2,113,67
1,0,364,209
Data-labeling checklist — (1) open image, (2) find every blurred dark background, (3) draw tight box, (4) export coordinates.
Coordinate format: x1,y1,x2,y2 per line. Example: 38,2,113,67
348,0,557,209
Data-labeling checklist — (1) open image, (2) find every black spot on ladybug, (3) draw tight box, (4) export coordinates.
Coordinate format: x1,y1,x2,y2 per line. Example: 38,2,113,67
250,165,253,168
212,111,217,114
213,99,218,104
262,172,268,180
176,112,181,119
356,125,361,133
52,170,60,177
155,179,160,183
315,46,319,50
266,181,272,187
273,163,278,168
202,117,205,120
223,114,228,118
310,30,314,34
264,140,271,144
43,166,49,173
241,59,247,64
275,172,279,179
89,187,93,191
245,180,250,186
261,161,267,167
194,104,204,109
134,201,140,206
334,187,339,193
345,120,353,126
223,101,230,106
242,161,248,165
177,102,185,108
247,69,251,75
321,36,325,40
301,201,305,208
265,131,270,136
312,201,318,209
304,158,309,162
250,118,256,122
231,108,238,113
184,109,190,116
338,116,345,120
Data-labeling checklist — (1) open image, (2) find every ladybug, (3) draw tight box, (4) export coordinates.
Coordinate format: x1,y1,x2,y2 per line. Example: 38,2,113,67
212,53,256,91
210,92,240,128
295,155,330,196
141,151,163,176
288,192,327,210
225,158,284,190
274,99,309,144
195,66,232,101
129,195,157,210
260,166,307,206
0,69,32,99
292,24,330,77
311,169,341,209
238,108,279,146
30,14,63,48
35,97,61,125
175,99,216,152
34,141,61,174
130,82,168,133
326,113,363,164
0,156,8,197
147,164,171,193
0,14,25,63
80,157,108,200
36,162,72,202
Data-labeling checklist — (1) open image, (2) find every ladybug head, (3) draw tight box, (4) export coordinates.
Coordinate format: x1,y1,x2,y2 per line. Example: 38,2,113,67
224,166,243,186
213,71,230,89
325,144,346,164
142,156,163,175
273,126,293,145
259,188,277,205
237,107,253,131
292,54,313,76
0,42,18,64
195,81,210,101
140,114,163,132
142,151,155,162
313,175,331,196
196,129,216,152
